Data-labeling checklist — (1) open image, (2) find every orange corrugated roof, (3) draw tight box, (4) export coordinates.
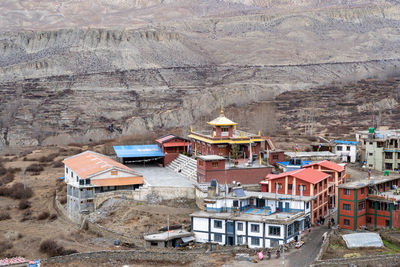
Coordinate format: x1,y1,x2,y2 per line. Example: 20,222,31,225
303,160,345,172
63,151,140,179
265,168,330,184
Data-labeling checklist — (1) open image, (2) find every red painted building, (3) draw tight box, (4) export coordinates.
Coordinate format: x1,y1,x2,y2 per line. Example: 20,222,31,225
303,160,346,210
156,134,191,166
260,168,331,223
338,176,400,230
197,155,272,184
188,109,284,163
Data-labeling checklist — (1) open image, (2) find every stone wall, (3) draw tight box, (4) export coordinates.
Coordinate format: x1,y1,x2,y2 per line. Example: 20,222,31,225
95,185,195,209
312,254,400,267
44,250,201,265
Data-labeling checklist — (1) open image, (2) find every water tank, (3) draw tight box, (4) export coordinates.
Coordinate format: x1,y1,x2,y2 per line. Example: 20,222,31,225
369,127,375,133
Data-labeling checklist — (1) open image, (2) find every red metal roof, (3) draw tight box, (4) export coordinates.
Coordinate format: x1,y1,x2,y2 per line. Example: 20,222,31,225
303,160,345,172
265,168,330,184
156,134,176,144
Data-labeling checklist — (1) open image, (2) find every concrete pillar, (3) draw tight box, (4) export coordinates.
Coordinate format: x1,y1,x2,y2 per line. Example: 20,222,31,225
293,178,296,196
285,176,288,195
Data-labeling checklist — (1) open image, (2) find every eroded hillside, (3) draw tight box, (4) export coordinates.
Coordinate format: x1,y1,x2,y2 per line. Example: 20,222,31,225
1,1,400,149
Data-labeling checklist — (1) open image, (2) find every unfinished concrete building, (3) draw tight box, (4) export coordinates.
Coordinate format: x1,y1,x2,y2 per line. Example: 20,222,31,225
356,128,400,171
63,151,143,223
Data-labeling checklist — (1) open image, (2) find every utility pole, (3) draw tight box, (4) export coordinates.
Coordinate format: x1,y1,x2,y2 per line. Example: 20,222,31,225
23,167,26,190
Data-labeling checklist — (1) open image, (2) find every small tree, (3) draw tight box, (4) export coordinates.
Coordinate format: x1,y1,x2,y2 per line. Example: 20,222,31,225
230,144,240,165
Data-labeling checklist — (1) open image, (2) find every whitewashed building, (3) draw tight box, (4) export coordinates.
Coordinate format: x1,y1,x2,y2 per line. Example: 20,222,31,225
63,151,143,222
191,187,313,248
334,140,358,163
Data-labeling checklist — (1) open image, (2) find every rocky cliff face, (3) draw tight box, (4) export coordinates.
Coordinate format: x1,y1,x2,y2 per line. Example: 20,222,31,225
1,2,400,149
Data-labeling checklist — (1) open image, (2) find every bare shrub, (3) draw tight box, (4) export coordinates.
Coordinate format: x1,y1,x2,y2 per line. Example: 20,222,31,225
0,183,33,199
49,214,57,221
52,161,63,168
37,211,50,220
0,240,13,254
59,196,67,204
0,172,14,185
38,153,59,163
26,163,44,174
0,165,6,176
18,199,31,210
0,211,11,220
10,183,33,199
39,239,77,257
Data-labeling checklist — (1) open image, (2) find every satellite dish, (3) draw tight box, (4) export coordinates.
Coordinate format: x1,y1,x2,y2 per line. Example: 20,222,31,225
233,181,236,184
258,194,262,199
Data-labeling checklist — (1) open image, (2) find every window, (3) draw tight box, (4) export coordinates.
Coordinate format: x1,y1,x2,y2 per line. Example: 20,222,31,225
343,204,351,211
386,220,390,227
385,152,393,160
288,224,293,236
306,202,310,209
361,188,364,195
237,236,243,244
344,189,350,195
199,160,203,166
369,201,374,209
214,233,222,242
269,226,281,236
221,127,229,132
337,146,343,151
276,183,282,189
85,178,91,185
347,146,351,151
288,184,292,190
369,164,373,168
369,153,373,156
344,219,350,226
214,220,222,229
367,217,371,224
79,180,84,185
251,237,260,246
71,171,74,178
111,170,118,175
385,163,393,170
369,142,373,145
66,167,69,173
358,201,365,210
212,161,218,168
76,176,79,183
237,222,243,231
251,224,260,233
272,155,279,160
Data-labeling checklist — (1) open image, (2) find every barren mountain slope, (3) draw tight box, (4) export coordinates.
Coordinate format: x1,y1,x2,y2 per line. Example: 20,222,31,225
1,1,400,148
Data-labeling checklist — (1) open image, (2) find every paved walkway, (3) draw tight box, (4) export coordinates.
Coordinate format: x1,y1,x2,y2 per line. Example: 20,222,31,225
231,225,329,267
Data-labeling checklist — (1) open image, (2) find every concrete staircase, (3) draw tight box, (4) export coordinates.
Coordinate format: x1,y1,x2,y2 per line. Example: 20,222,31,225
166,154,197,183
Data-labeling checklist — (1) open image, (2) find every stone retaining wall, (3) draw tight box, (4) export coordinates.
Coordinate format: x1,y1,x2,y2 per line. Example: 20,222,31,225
312,254,400,267
44,250,201,265
95,186,195,209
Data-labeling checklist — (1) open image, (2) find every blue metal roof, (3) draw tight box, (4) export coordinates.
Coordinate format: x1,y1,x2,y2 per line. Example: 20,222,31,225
113,144,165,158
276,161,311,166
334,140,358,145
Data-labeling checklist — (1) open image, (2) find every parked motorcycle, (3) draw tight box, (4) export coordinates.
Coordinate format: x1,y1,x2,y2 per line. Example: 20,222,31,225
267,251,271,260
276,250,280,258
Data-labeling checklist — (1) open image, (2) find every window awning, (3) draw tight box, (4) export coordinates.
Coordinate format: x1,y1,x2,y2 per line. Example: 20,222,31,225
181,236,195,243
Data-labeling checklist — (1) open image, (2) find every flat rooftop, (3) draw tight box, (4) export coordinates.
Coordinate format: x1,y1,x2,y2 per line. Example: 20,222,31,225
285,152,337,158
339,176,399,189
191,210,304,224
144,229,192,241
127,164,194,188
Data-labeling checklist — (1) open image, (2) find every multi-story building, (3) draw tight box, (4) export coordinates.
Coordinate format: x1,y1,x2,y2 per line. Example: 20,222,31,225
63,151,143,222
337,176,400,230
191,187,312,248
303,160,346,210
261,168,331,224
356,128,400,171
188,109,284,165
